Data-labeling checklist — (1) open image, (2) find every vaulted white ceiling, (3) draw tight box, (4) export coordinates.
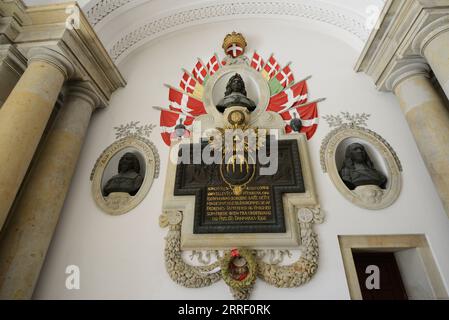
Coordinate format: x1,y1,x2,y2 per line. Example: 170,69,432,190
23,0,387,63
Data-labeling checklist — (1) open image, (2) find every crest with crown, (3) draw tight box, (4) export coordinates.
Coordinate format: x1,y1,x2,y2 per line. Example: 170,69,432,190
222,32,247,58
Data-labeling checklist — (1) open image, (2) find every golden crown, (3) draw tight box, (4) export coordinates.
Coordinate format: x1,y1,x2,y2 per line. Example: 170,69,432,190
222,32,247,51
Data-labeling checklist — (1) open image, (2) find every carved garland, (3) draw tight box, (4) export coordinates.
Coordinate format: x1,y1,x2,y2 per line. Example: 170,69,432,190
159,207,323,300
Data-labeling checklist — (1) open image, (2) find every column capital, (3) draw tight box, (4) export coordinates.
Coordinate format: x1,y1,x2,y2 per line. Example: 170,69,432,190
385,60,431,92
412,15,449,56
64,81,101,111
0,44,27,74
27,47,74,80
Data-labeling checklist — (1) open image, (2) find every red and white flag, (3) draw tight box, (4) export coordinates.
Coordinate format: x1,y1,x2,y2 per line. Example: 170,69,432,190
206,54,221,76
160,109,194,146
179,70,197,94
262,54,281,79
226,43,244,58
275,64,294,88
167,86,206,117
250,51,264,72
280,101,319,140
266,78,309,113
191,59,208,85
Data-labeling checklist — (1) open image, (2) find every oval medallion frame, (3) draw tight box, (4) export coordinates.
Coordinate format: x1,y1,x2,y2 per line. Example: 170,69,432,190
320,125,402,210
91,136,160,215
202,63,270,126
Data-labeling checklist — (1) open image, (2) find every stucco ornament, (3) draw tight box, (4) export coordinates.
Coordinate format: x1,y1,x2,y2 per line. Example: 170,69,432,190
158,32,325,299
321,113,402,210
91,122,160,215
159,207,324,299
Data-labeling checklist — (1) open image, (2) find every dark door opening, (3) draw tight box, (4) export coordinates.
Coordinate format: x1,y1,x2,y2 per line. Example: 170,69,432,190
353,251,408,300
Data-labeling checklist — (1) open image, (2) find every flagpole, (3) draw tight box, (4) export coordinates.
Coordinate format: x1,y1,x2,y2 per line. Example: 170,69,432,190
164,83,198,99
281,98,326,113
152,106,194,117
283,75,312,90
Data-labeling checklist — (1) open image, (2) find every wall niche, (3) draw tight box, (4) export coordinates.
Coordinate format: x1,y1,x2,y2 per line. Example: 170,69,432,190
321,114,402,210
90,122,160,215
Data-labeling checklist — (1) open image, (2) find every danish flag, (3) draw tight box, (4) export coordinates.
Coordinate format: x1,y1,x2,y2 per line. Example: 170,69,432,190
226,43,244,58
179,70,197,94
159,109,194,146
275,64,294,88
263,55,281,79
266,77,309,113
192,59,208,85
250,51,264,72
167,86,206,117
206,54,221,76
280,101,320,140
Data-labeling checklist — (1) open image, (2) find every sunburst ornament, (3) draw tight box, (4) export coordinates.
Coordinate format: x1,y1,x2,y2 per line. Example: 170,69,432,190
157,33,325,146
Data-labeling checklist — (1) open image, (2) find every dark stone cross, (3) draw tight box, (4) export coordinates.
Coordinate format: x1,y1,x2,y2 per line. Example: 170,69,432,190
174,139,305,234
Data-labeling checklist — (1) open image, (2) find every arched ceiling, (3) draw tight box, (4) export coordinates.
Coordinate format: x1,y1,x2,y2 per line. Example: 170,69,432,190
23,0,386,64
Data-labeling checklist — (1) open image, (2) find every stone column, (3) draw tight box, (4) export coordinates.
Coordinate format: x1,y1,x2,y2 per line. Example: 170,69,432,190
387,63,449,215
413,16,449,98
0,82,99,299
0,47,73,230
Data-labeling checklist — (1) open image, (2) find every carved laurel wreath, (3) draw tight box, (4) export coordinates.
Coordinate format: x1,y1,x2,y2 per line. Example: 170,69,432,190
221,249,257,291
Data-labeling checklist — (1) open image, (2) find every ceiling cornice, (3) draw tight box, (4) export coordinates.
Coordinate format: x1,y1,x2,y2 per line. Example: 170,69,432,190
85,0,134,26
102,0,373,63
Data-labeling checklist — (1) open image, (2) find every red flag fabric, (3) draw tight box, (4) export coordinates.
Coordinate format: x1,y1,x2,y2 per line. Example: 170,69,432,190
160,109,194,146
263,55,281,79
192,60,208,84
280,101,319,140
179,71,197,94
250,52,264,71
275,65,294,88
168,87,206,117
266,80,308,113
206,54,220,76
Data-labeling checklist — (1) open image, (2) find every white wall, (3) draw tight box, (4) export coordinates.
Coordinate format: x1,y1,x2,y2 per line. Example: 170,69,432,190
33,17,449,299
395,249,435,300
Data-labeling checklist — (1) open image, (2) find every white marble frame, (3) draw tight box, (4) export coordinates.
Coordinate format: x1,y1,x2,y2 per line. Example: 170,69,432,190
91,136,158,215
321,125,402,210
162,129,319,250
202,63,271,128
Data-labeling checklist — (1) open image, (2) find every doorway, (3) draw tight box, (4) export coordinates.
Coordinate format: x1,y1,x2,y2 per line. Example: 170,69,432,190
339,235,448,300
352,252,408,300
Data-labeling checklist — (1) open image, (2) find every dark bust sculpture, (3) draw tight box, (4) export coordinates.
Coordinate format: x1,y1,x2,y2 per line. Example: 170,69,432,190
339,143,387,190
103,152,144,197
216,73,257,113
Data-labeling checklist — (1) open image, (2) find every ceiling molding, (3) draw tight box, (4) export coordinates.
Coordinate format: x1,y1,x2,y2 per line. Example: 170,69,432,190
106,1,372,63
85,0,134,26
